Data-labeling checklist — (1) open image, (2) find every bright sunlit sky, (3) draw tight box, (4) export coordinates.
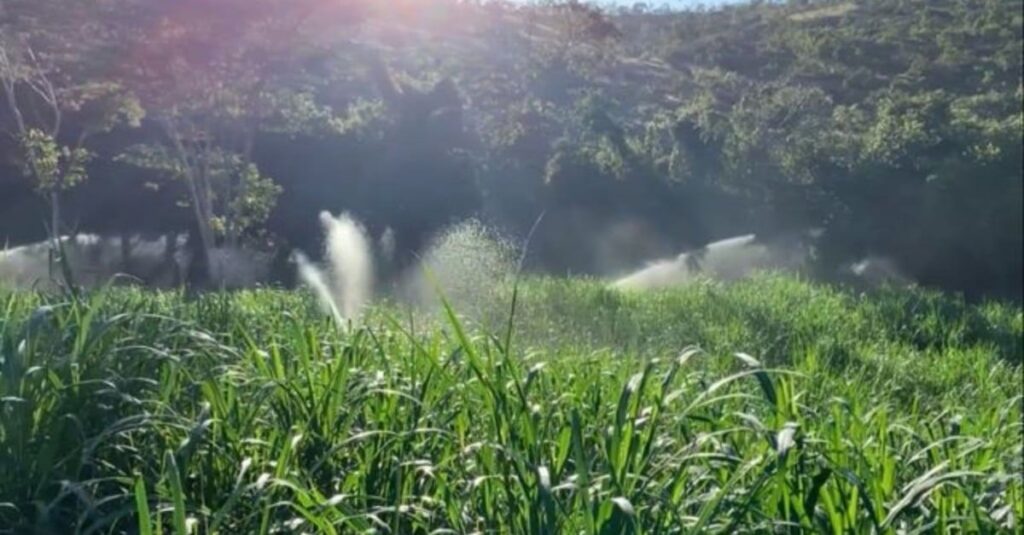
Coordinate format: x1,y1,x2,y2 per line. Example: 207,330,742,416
515,0,750,8
569,0,748,7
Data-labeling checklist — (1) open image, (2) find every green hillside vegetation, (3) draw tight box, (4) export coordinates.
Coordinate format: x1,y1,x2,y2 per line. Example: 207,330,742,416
0,276,1021,532
1,0,1021,297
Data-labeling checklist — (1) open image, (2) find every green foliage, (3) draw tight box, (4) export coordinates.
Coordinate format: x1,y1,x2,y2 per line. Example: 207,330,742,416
222,162,283,241
115,144,189,180
18,129,92,194
1,0,1021,297
0,278,1020,532
117,145,281,243
63,81,146,133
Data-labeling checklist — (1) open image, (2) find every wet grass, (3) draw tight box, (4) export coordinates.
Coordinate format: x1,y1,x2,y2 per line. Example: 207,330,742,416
0,275,1021,533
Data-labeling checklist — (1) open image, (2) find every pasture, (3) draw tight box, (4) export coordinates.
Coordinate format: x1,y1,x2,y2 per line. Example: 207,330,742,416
1,275,1020,533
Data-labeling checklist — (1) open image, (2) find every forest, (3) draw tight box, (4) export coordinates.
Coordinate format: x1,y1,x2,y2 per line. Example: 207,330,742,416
2,0,1021,298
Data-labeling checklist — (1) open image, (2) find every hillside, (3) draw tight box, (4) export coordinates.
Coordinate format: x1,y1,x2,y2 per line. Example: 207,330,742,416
0,0,1021,298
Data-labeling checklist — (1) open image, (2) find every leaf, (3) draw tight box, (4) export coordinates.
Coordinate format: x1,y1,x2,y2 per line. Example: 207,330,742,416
775,422,799,457
803,466,832,520
134,477,153,535
611,496,635,516
163,451,188,535
735,352,776,407
882,467,984,528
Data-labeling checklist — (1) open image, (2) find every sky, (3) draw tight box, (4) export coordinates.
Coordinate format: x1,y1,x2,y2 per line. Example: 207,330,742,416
554,0,748,6
607,0,744,4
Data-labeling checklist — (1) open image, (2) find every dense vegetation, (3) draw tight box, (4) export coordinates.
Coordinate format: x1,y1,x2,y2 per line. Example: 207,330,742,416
1,0,1021,298
2,3,1021,532
0,275,1021,533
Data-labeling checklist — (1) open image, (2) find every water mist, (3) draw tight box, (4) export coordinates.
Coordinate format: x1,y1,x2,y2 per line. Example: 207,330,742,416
294,211,374,323
611,234,806,291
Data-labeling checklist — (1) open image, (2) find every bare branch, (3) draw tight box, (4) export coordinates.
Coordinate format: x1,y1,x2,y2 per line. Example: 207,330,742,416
0,44,28,135
24,46,60,135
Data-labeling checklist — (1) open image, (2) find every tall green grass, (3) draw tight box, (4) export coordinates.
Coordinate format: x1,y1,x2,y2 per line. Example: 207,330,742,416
0,275,1020,533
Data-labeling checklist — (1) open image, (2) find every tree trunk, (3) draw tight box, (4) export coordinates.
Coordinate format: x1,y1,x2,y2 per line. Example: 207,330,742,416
164,119,217,285
163,231,182,287
48,189,72,287
49,190,60,242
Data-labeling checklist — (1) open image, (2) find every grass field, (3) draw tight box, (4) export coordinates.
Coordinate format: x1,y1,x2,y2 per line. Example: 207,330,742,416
1,275,1021,533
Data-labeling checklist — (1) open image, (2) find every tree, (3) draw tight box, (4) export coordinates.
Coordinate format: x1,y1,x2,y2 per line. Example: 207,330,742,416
116,0,364,282
0,1,142,269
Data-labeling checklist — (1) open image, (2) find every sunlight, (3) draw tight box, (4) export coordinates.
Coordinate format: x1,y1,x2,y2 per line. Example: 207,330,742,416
0,0,1020,530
